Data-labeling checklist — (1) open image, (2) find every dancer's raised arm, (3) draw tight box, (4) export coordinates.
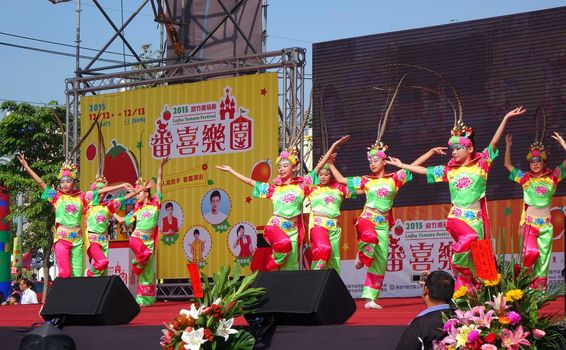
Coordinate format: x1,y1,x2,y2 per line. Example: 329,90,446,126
387,156,427,175
489,106,526,150
216,165,256,186
551,132,566,168
17,154,47,190
504,134,514,172
313,135,350,174
410,147,447,166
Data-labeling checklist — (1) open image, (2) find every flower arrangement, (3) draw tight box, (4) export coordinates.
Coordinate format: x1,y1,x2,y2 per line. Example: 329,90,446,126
160,266,265,350
434,259,566,350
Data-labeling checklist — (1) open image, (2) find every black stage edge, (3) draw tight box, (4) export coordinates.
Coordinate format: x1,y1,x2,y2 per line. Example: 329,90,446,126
3,324,406,349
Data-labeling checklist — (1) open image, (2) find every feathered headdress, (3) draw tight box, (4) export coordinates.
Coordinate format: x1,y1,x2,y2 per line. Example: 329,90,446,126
368,73,408,160
135,177,147,191
90,175,108,190
527,107,548,161
57,161,79,181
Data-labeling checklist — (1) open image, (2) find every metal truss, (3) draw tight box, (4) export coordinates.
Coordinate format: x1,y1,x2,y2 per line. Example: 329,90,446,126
156,282,194,300
65,47,306,162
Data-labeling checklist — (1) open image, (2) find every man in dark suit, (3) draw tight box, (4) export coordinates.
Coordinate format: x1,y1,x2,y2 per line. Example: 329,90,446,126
396,270,455,350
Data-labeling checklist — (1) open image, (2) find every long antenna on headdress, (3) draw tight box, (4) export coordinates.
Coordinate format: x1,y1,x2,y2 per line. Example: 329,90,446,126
374,72,408,142
406,85,458,121
389,63,463,124
289,89,313,149
319,93,329,153
534,106,547,143
68,111,102,161
96,121,106,178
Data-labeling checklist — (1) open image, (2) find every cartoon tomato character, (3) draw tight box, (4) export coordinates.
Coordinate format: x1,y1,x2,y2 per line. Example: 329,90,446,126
103,139,139,185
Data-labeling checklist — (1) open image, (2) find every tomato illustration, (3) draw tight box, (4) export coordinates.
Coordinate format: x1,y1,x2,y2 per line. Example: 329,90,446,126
250,160,272,182
103,139,139,185
85,144,97,161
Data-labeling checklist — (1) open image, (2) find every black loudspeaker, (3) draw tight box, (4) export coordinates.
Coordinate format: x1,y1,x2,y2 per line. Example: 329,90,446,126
19,323,76,350
246,269,355,325
41,275,140,326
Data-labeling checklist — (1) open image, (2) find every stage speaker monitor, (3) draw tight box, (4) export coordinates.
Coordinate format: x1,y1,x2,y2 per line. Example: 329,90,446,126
247,269,355,325
41,275,140,326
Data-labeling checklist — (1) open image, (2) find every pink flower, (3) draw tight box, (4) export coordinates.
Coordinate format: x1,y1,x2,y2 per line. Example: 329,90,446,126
500,325,530,349
271,217,280,226
471,306,495,328
141,211,151,219
533,329,545,339
281,193,296,204
467,330,480,343
452,207,462,217
376,187,390,197
95,215,106,223
455,176,472,190
443,319,458,332
506,311,521,325
65,204,78,214
481,345,497,350
324,195,335,205
534,186,548,195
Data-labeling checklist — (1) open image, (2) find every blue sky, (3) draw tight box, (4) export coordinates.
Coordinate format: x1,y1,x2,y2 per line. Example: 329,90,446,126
1,1,565,106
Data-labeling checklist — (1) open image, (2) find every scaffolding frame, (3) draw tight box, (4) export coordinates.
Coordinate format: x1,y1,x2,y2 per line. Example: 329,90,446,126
62,1,305,299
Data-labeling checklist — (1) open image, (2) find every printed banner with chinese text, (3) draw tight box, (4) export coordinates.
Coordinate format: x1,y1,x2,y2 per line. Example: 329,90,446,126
80,73,279,278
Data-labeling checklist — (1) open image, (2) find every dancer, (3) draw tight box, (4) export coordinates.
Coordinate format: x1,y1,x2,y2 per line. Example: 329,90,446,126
504,129,566,288
306,136,353,272
388,107,526,291
217,148,309,271
330,138,443,309
115,158,167,306
18,155,87,278
84,177,148,277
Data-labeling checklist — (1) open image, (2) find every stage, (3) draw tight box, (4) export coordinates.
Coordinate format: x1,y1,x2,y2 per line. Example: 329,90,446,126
2,297,564,349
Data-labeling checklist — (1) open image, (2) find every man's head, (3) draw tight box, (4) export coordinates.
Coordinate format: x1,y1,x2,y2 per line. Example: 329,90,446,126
19,278,32,292
210,191,221,213
193,229,200,239
423,270,454,304
8,293,20,305
165,202,174,213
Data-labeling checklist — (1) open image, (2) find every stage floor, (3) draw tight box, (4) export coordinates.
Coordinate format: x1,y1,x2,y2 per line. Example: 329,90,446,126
2,297,564,349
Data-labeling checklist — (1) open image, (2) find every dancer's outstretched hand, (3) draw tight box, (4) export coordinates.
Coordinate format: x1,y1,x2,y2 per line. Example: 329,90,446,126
551,132,566,150
332,135,351,148
430,147,447,155
124,183,135,192
145,180,155,189
327,153,337,164
17,153,28,167
505,106,526,119
160,157,169,166
505,134,513,147
386,156,403,168
216,164,233,172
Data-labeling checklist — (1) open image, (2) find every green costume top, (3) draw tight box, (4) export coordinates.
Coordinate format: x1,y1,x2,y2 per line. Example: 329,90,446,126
41,187,86,229
509,163,566,209
307,170,353,218
426,145,498,207
347,170,412,212
125,192,163,238
85,190,126,234
253,177,310,219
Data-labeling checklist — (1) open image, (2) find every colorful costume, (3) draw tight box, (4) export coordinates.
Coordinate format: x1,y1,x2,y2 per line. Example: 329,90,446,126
348,168,412,300
508,143,565,288
307,169,353,272
124,190,162,305
84,189,125,277
41,162,86,278
427,120,497,290
253,178,309,271
191,238,204,262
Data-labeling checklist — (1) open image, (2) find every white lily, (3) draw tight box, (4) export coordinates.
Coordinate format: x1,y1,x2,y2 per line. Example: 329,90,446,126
181,327,207,350
216,318,238,341
212,298,222,306
180,303,202,320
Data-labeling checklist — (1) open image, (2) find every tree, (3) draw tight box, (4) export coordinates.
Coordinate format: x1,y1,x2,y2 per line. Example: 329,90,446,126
0,100,66,302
